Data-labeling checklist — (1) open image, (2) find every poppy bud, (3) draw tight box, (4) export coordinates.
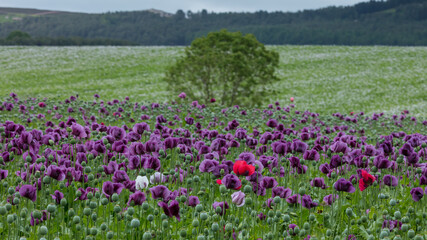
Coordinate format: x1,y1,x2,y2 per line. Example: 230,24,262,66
131,219,140,228
73,216,80,224
407,230,415,239
106,231,114,239
39,226,48,235
112,193,119,202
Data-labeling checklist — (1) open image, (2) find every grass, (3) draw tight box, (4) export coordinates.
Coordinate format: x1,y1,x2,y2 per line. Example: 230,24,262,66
0,45,426,118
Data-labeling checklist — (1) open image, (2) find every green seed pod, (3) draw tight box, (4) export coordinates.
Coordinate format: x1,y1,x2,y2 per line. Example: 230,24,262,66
12,197,20,205
245,197,253,205
195,204,203,212
91,213,97,221
180,230,187,238
393,236,402,240
407,229,415,239
326,229,332,236
73,216,81,224
83,207,91,216
162,220,168,228
1,206,9,215
7,214,14,223
8,187,14,195
225,223,233,232
380,230,389,238
303,222,310,230
192,219,200,227
100,223,107,231
101,198,109,206
142,202,149,210
283,214,290,222
413,235,423,240
394,211,401,219
39,226,48,235
68,208,75,217
60,198,67,207
113,205,121,213
219,185,227,194
197,235,205,240
47,204,56,213
76,224,82,231
147,214,154,222
243,185,252,193
298,187,306,195
131,219,140,228
106,231,114,239
211,222,219,231
111,193,119,202
346,208,353,217
89,201,97,209
33,210,42,219
200,212,208,221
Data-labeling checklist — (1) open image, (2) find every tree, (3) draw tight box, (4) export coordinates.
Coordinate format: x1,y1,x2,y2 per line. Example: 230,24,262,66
164,29,280,106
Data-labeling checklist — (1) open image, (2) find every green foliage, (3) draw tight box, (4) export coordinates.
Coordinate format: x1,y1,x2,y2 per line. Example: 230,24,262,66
0,0,426,46
165,30,279,106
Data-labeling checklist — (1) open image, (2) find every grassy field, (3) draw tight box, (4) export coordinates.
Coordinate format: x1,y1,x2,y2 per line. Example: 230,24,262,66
1,45,426,117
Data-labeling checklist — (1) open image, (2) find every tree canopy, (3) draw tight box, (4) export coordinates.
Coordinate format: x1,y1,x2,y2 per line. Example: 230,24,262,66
165,30,280,107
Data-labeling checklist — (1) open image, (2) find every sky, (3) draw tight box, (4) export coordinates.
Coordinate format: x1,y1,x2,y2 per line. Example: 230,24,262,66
1,0,368,13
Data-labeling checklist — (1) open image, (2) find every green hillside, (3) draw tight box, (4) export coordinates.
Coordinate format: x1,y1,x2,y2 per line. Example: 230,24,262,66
1,46,426,117
0,0,426,45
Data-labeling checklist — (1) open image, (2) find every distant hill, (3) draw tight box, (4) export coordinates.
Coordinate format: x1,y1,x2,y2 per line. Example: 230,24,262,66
0,0,426,45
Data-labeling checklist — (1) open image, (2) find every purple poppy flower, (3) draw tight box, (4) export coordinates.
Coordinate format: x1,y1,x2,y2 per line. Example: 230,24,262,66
330,141,349,154
46,165,65,181
187,196,200,207
222,174,242,190
323,194,339,205
373,156,393,169
70,123,87,139
109,126,126,141
301,195,318,209
150,185,171,200
286,194,301,205
334,178,355,193
266,119,278,128
231,191,245,207
382,220,402,230
30,210,49,226
199,159,219,173
103,161,119,175
291,140,308,154
112,141,128,154
383,175,398,187
272,187,292,199
112,170,130,183
19,184,37,202
329,155,343,169
238,152,256,164
212,201,229,216
319,163,331,174
399,143,414,157
0,169,8,180
288,156,301,168
127,191,146,206
158,200,180,221
303,149,320,161
410,187,424,202
260,177,278,189
310,177,328,189
51,190,64,204
102,181,125,199
406,152,419,165
141,156,161,171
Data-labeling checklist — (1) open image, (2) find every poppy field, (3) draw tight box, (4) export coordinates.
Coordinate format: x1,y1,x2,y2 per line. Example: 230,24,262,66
1,45,426,117
0,92,426,240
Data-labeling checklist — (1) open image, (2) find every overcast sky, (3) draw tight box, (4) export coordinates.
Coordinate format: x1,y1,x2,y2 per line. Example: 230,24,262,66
1,0,367,13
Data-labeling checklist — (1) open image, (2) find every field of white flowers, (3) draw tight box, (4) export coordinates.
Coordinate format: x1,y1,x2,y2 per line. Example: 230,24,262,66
1,45,426,117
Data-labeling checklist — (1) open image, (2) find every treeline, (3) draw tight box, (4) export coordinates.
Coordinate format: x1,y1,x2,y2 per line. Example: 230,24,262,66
0,30,137,46
0,0,426,46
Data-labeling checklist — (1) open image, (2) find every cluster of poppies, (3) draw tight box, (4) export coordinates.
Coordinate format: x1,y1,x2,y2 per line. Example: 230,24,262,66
0,92,426,240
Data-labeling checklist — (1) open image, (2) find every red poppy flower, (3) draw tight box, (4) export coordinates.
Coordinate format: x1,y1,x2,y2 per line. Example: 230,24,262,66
290,97,294,102
359,170,376,191
38,102,46,108
233,161,255,176
215,179,242,190
350,112,354,115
